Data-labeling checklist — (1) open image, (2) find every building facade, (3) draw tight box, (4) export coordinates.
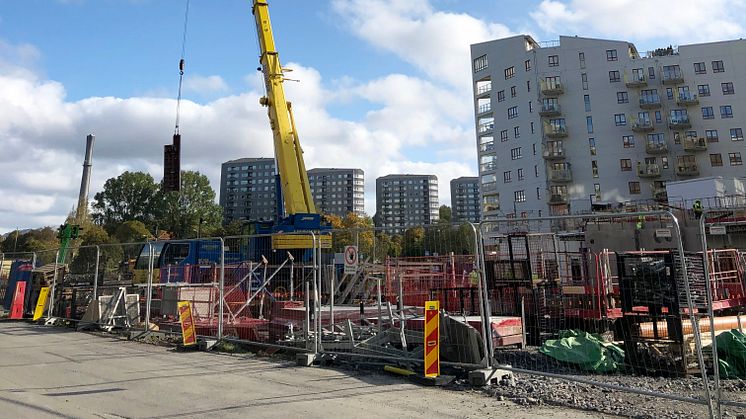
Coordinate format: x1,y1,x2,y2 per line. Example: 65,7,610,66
307,168,365,217
375,174,439,229
471,35,746,218
450,177,480,223
219,158,278,224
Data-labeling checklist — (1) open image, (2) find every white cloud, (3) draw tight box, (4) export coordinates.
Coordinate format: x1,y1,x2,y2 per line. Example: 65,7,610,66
530,0,746,44
183,74,230,95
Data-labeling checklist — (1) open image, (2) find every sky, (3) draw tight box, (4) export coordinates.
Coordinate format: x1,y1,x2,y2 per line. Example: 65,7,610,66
1,0,746,233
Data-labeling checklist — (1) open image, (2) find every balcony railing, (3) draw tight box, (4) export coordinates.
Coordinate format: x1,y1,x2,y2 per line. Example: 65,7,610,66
662,69,684,84
542,147,565,160
549,193,568,204
540,79,564,95
477,103,492,114
676,92,699,106
479,142,495,153
637,162,661,178
652,187,668,201
646,141,669,154
631,119,654,132
639,95,662,109
549,166,572,183
676,162,699,176
625,73,647,87
476,83,492,95
544,123,568,138
668,115,691,129
539,103,561,117
683,136,708,152
478,122,494,133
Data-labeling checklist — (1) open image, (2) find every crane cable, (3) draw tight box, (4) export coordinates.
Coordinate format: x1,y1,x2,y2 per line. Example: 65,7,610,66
174,0,190,135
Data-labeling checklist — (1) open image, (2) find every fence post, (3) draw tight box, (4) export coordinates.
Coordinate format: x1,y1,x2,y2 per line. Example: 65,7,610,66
93,246,100,302
311,232,319,355
46,250,60,320
145,243,154,332
476,223,495,365
700,210,722,418
0,253,4,280
668,210,715,419
218,237,225,340
469,222,492,368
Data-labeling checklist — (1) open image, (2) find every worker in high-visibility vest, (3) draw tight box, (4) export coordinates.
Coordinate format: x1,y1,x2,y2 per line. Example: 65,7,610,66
636,215,644,230
693,200,703,219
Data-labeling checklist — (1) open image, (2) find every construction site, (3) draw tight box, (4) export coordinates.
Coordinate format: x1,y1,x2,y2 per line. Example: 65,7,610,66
2,1,746,419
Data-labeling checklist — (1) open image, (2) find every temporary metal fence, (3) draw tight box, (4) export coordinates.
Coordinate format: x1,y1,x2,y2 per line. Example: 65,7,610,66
480,211,716,418
699,207,746,418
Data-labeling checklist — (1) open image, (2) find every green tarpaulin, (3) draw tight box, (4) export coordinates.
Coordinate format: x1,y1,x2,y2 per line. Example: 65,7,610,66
714,329,746,379
539,330,625,373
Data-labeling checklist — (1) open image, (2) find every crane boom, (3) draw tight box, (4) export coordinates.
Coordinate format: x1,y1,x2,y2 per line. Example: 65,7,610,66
252,0,316,216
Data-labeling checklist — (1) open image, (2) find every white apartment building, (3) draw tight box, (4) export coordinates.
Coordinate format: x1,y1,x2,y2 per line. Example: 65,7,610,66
471,35,746,218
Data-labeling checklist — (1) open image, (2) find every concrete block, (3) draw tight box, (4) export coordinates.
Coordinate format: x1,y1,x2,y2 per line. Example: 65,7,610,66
200,338,218,351
296,353,316,367
469,366,514,386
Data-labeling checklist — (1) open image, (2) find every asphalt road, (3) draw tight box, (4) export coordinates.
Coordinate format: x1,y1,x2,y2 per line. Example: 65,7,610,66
0,322,604,418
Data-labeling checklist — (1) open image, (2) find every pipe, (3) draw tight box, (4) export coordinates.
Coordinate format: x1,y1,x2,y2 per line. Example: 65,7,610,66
637,315,746,338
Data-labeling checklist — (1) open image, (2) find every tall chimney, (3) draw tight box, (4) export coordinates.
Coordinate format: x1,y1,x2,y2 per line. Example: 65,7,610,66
76,134,95,222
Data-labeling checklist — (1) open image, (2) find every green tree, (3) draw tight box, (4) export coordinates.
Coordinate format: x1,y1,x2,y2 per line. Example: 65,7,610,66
1,227,58,254
68,224,123,274
401,227,425,256
114,220,152,244
92,171,160,232
438,205,452,224
156,171,222,239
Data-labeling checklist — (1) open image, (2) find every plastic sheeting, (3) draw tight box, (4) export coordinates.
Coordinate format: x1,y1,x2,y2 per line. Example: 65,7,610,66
539,330,625,373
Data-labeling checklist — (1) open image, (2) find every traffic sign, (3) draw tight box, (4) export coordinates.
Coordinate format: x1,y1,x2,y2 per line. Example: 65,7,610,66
343,245,358,275
33,287,50,321
424,300,440,378
178,301,197,346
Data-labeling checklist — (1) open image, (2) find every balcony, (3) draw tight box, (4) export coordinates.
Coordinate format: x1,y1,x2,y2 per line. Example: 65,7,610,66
539,103,561,117
676,92,699,106
549,193,568,204
542,147,565,160
478,122,495,134
549,165,572,183
639,95,662,109
544,123,568,138
625,73,647,88
676,162,699,177
668,115,691,130
637,162,661,178
683,136,708,152
653,186,668,202
540,79,564,96
477,103,492,114
631,119,654,132
662,70,684,85
476,82,492,96
646,141,669,154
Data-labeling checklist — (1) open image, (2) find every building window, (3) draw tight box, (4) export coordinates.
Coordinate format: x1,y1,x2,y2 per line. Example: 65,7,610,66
500,130,508,141
594,183,601,196
614,113,627,126
729,152,743,166
586,116,593,133
525,59,531,71
620,159,632,171
584,94,591,112
532,143,537,155
666,88,673,100
592,160,599,177
579,52,586,68
581,73,588,90
518,168,525,180
588,138,597,155
503,171,512,183
511,86,517,97
702,106,714,119
514,190,526,203
473,55,488,72
731,128,744,141
712,60,725,73
710,153,723,167
606,49,618,61
534,165,539,177
698,84,711,97
661,156,669,169
617,91,629,104
530,122,535,134
609,70,621,83
504,66,515,79
527,80,531,92
655,110,662,123
720,105,733,119
629,182,641,194
514,126,520,138
511,147,522,160
548,55,559,67
508,106,518,119
722,82,735,95
694,62,706,74
623,135,635,148
705,129,719,142
648,66,656,79
536,187,541,200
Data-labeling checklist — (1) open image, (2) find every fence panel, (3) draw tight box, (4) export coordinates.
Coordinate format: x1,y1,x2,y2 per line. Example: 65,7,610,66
700,208,746,418
480,212,715,418
0,251,37,313
316,223,490,372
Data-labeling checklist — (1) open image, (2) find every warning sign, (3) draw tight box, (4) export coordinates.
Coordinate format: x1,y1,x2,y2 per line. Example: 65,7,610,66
33,287,50,321
10,282,27,319
178,301,197,346
343,245,358,275
424,300,440,378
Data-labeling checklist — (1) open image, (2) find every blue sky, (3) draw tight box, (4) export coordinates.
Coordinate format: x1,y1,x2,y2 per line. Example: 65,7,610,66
0,0,744,232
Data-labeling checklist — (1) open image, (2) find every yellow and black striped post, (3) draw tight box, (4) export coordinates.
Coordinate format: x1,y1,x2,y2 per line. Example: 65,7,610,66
424,300,440,377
